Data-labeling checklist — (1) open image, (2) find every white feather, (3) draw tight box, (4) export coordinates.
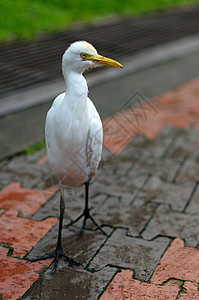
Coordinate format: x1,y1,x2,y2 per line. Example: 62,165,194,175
45,41,103,188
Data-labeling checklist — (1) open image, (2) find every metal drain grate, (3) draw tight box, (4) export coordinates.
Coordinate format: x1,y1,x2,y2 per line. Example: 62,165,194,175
0,7,199,99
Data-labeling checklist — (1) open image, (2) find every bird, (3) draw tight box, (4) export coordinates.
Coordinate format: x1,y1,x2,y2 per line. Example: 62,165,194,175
29,41,123,272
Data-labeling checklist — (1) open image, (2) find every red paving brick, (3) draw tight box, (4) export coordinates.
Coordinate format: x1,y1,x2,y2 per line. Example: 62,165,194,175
178,281,199,299
151,238,199,284
0,183,58,299
0,246,52,300
37,154,47,165
103,116,134,155
103,77,199,154
0,182,58,217
102,239,199,299
0,209,57,258
100,270,180,300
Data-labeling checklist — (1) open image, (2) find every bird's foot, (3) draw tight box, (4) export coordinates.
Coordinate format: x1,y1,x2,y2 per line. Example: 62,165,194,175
66,209,107,237
28,247,81,273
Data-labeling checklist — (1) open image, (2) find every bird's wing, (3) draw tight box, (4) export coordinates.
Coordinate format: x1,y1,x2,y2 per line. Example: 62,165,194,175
86,98,103,180
45,92,65,153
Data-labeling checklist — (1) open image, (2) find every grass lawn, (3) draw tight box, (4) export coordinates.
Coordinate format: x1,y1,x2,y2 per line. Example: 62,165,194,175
0,0,199,43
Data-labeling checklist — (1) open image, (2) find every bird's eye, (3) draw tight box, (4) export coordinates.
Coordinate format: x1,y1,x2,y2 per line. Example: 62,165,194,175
80,53,87,59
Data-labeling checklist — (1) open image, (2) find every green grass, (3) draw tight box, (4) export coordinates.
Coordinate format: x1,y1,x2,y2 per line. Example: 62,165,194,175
0,0,199,42
24,140,45,154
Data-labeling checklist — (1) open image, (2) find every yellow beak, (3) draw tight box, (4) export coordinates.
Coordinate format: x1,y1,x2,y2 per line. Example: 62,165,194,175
85,54,123,68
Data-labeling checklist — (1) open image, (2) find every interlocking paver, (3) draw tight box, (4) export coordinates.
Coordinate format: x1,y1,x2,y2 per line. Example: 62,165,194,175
178,281,199,299
151,238,199,284
142,205,199,247
0,246,52,300
0,209,57,258
134,176,195,211
23,266,117,300
131,155,181,182
166,127,199,160
100,238,199,299
185,184,199,214
26,149,46,163
1,156,49,189
176,159,199,183
130,126,175,158
27,221,109,265
37,154,47,165
92,167,148,199
95,195,156,235
90,228,170,281
0,182,58,217
100,270,180,300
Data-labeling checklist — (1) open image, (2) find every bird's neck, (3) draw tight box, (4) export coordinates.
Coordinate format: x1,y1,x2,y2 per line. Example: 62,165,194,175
64,70,88,100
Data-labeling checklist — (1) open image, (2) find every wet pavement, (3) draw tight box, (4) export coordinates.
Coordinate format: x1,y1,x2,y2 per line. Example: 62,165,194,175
1,70,199,298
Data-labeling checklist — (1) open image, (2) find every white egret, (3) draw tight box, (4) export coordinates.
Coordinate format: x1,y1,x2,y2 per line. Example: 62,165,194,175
29,41,123,272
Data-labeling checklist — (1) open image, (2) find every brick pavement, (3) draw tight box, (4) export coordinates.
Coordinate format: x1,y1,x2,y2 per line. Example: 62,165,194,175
0,77,199,299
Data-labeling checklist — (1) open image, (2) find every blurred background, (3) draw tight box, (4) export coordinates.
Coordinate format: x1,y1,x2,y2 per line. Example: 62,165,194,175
1,0,199,42
0,0,199,158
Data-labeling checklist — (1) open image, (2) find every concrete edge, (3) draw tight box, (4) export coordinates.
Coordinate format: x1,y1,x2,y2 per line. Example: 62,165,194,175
0,34,199,117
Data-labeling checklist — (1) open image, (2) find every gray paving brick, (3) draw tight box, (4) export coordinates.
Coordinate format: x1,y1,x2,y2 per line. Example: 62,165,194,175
142,205,199,247
31,187,85,222
176,159,199,183
131,155,181,182
0,170,40,189
93,195,156,236
185,184,199,214
23,265,117,300
166,127,199,160
1,156,49,188
91,171,147,199
134,176,194,211
25,149,46,163
27,223,109,266
90,228,170,281
130,126,175,158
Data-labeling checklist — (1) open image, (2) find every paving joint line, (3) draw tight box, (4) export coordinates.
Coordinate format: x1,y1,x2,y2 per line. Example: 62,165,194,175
0,244,14,257
84,227,115,270
171,155,188,183
138,203,160,237
21,263,53,299
160,277,184,287
131,173,151,205
23,222,58,260
183,181,199,213
147,237,175,282
119,159,138,177
151,202,198,215
92,195,109,212
176,280,186,300
160,135,177,159
97,267,121,300
123,152,143,177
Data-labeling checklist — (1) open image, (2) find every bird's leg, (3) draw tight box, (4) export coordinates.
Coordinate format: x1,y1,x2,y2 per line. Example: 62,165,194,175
28,187,81,273
66,182,106,237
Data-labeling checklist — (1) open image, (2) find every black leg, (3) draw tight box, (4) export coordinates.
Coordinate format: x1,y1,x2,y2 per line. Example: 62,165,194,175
66,181,106,237
28,187,81,273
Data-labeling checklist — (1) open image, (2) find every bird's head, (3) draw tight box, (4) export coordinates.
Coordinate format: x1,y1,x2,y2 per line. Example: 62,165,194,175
62,41,123,73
